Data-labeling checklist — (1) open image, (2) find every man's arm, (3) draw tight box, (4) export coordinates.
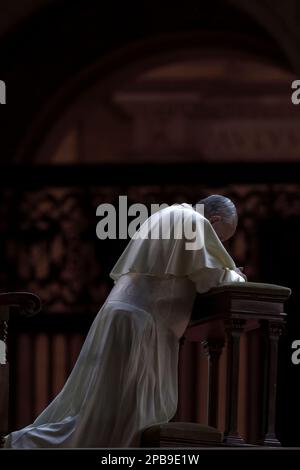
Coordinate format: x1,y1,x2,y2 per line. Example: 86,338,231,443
186,215,246,293
188,266,245,294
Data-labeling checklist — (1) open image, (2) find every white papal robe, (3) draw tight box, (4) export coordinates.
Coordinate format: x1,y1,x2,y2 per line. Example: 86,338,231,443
4,203,244,448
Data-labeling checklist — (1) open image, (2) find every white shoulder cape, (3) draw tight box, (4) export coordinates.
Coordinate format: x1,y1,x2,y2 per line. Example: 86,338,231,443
110,203,244,293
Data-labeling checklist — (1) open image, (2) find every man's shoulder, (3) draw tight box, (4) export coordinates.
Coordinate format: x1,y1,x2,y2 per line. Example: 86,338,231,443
161,203,206,220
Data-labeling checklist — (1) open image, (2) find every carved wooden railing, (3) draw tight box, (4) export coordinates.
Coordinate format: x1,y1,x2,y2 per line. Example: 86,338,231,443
185,282,291,446
0,292,41,447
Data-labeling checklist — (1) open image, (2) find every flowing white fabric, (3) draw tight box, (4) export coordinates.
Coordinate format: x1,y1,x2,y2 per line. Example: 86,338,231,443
110,203,243,291
5,203,244,448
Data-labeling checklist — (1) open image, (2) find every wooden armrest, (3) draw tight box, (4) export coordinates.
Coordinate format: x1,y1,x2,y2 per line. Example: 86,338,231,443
0,292,41,319
202,282,291,301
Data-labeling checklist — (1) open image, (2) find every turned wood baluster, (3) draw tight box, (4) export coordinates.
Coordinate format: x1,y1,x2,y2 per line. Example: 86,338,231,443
172,335,186,421
259,320,284,446
223,318,245,445
203,339,224,428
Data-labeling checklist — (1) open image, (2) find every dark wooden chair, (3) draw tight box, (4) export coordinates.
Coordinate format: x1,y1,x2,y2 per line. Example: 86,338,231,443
141,282,291,447
0,292,41,447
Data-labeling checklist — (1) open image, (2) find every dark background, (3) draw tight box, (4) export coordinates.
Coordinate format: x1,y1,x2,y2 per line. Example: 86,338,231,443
1,0,300,445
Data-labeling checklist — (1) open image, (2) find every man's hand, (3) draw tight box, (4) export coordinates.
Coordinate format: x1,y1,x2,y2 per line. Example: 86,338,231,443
235,267,247,281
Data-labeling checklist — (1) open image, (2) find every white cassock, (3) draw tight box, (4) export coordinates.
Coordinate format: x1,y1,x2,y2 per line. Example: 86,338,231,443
5,203,244,448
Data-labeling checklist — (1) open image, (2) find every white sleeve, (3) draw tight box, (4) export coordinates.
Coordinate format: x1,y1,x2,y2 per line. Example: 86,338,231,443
188,266,245,294
186,215,245,294
223,268,245,283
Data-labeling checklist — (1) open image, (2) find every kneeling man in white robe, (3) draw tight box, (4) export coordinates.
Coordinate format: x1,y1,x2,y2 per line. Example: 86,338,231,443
4,195,245,448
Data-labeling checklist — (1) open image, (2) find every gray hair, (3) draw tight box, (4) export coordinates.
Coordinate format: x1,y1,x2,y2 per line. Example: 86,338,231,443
196,195,237,225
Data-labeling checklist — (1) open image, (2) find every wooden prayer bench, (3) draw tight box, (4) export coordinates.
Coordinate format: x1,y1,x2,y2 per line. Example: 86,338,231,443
0,292,41,447
141,422,223,447
141,282,291,448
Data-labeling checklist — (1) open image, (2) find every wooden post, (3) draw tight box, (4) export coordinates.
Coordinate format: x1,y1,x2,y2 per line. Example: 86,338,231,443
223,318,246,445
204,339,224,428
172,335,186,421
259,320,284,446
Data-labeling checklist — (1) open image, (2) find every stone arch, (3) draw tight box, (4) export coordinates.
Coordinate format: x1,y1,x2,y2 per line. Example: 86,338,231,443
0,0,292,164
15,30,295,164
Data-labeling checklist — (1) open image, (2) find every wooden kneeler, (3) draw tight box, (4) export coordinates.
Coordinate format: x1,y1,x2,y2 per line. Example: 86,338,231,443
141,422,223,447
